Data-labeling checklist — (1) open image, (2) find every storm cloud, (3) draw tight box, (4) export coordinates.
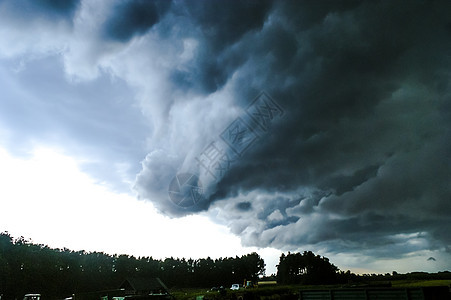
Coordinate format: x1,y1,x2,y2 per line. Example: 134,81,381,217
133,0,451,262
103,0,172,42
1,0,450,270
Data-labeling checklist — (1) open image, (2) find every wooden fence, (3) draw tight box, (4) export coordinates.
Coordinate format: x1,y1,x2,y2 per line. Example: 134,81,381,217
298,286,450,300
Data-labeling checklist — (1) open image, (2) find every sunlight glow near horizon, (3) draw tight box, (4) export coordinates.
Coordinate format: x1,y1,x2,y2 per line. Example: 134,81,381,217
1,146,444,276
0,145,280,274
0,0,449,279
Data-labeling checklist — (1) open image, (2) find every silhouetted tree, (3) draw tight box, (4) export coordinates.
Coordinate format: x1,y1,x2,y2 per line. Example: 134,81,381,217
277,251,339,285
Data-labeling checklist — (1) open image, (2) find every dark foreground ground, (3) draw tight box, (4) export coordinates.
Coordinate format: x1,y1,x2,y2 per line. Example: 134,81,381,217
170,280,451,300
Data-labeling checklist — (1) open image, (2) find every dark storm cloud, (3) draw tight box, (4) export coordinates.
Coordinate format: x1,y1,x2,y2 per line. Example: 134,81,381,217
1,0,446,270
0,0,80,20
2,0,449,267
133,0,451,263
33,0,79,16
169,0,273,93
185,0,272,51
103,0,172,42
236,202,252,212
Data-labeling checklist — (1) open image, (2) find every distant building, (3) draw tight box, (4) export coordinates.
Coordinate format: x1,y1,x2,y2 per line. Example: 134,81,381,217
119,278,170,299
98,278,171,300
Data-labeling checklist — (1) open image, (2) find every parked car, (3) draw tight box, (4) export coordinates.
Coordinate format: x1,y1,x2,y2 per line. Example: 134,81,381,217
230,284,240,290
23,294,41,300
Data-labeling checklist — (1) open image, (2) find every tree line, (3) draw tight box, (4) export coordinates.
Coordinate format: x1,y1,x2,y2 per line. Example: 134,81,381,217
0,232,264,299
2,232,450,300
275,251,451,285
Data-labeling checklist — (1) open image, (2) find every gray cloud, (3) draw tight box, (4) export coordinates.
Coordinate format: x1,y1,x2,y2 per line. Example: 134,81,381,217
134,0,451,263
0,0,78,34
103,0,172,42
167,0,273,94
0,52,149,192
0,0,80,19
1,0,450,269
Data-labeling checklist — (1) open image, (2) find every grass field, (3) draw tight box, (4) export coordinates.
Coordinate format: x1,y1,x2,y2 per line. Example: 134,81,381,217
170,280,451,300
391,279,451,287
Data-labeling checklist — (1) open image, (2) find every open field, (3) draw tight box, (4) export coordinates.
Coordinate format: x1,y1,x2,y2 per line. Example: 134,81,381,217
170,280,451,300
391,279,451,287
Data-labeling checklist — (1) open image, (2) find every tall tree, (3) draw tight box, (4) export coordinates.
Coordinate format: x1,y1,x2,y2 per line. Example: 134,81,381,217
277,251,339,285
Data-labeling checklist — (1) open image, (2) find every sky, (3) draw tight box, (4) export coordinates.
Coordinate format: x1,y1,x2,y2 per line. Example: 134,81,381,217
0,0,450,276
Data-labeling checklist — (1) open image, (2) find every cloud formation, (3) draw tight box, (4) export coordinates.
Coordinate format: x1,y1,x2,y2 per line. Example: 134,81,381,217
134,0,451,263
103,0,172,42
1,0,450,270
